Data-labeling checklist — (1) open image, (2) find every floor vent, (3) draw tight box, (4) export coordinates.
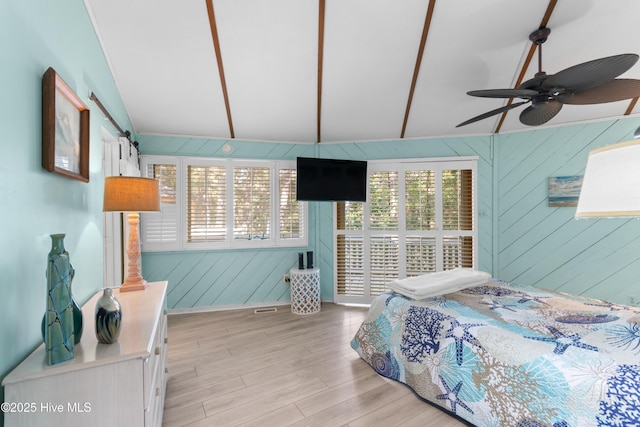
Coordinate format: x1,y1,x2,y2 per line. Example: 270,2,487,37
254,307,278,314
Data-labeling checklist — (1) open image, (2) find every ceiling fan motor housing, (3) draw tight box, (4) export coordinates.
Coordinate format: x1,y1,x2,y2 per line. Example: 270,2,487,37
529,27,551,45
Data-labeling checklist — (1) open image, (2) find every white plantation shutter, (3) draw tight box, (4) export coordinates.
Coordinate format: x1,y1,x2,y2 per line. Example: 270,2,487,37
405,170,435,230
369,235,399,295
443,236,474,270
339,201,363,230
336,201,365,296
140,156,307,250
442,169,473,231
404,170,437,277
187,165,226,243
369,171,398,230
336,234,364,296
233,166,271,240
335,158,477,304
406,236,436,276
141,160,179,250
279,169,304,240
442,169,474,270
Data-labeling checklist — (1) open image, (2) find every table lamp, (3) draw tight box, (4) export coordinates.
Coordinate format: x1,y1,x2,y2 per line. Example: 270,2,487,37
576,139,640,218
103,176,160,291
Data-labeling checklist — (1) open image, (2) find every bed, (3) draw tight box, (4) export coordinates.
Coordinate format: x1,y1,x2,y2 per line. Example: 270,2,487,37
351,277,640,426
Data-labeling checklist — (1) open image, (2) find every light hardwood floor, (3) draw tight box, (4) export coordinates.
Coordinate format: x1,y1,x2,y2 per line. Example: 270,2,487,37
162,303,468,427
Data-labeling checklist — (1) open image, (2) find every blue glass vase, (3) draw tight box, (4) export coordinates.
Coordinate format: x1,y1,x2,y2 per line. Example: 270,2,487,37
95,288,122,344
44,234,75,365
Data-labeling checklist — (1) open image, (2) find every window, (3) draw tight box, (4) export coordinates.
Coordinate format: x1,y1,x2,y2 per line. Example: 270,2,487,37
335,157,477,304
140,156,307,251
187,164,226,243
279,169,302,239
233,165,271,240
142,160,179,247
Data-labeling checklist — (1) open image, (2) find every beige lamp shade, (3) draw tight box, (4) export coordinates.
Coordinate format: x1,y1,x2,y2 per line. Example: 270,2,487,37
576,139,640,218
103,176,160,212
103,176,160,292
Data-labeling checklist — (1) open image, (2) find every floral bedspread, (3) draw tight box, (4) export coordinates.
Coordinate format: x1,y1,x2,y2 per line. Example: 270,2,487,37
350,280,640,426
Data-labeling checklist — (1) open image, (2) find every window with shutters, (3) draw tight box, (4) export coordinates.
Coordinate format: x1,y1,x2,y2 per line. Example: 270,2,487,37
233,166,271,240
141,160,179,250
140,156,307,251
187,164,226,243
334,157,477,304
279,169,302,240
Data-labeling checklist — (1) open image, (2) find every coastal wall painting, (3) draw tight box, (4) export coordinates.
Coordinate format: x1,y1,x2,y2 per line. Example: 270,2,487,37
42,67,90,182
548,175,583,207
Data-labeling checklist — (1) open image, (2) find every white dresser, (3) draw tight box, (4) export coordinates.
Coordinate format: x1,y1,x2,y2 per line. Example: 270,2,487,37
2,281,168,427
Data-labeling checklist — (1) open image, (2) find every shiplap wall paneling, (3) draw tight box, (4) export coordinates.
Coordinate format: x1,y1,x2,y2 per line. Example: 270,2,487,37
143,250,305,309
495,119,640,306
139,136,317,160
138,137,317,310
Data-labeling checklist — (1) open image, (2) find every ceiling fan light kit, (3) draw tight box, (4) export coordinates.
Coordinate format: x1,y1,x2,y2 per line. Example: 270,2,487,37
457,27,640,128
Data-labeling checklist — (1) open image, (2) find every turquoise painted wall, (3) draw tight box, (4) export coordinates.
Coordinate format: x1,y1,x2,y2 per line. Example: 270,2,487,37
0,0,134,415
138,134,495,309
140,119,640,312
137,136,321,309
494,118,640,305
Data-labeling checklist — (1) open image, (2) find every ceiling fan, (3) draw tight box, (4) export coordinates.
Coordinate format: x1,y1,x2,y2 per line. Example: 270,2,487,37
457,27,640,128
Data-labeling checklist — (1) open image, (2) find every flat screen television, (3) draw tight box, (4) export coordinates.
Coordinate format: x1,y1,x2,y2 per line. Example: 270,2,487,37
296,157,367,202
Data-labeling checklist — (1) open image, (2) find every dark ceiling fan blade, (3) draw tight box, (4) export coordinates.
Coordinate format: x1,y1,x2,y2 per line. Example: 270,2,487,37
543,54,639,92
467,89,538,99
456,101,529,127
519,100,563,126
556,79,640,104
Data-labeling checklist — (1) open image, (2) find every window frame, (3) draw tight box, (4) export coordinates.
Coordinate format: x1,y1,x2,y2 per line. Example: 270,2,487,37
140,155,308,252
334,156,478,305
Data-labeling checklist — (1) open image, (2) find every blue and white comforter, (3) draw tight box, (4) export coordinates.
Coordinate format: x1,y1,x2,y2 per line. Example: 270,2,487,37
350,280,640,426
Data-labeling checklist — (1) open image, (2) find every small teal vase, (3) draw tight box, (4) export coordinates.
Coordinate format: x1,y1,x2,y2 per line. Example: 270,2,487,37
44,234,75,365
95,288,122,344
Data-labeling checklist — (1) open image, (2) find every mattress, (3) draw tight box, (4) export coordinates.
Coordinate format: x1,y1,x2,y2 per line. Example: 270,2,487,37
350,279,640,426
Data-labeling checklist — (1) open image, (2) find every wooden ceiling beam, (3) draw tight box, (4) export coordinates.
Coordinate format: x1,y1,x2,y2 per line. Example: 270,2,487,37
625,97,639,116
206,0,235,139
317,0,326,143
494,0,557,134
400,0,436,139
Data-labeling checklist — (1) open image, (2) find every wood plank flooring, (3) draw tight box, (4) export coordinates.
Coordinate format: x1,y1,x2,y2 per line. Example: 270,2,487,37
162,303,468,427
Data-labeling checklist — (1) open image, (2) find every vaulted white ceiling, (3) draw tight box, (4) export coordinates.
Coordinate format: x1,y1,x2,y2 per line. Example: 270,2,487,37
84,0,640,144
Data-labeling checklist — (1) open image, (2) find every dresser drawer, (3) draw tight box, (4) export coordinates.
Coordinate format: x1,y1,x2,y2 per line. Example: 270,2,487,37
144,312,168,426
143,305,167,412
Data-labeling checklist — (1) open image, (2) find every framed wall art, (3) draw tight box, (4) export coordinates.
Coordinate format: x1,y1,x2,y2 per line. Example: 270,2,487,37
548,175,583,207
42,67,90,182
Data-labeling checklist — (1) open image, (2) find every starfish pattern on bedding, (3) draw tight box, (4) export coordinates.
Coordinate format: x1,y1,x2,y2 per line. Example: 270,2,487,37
436,375,473,415
445,319,484,365
525,326,599,355
482,299,516,312
515,293,550,306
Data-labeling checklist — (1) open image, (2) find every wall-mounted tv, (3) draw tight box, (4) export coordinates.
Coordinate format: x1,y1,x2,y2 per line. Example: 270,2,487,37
296,157,367,202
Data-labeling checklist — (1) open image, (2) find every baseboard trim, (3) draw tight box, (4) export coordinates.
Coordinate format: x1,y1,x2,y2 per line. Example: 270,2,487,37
167,300,291,315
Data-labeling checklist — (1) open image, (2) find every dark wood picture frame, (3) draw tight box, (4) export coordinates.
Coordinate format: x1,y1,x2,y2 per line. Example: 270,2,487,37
42,67,90,182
